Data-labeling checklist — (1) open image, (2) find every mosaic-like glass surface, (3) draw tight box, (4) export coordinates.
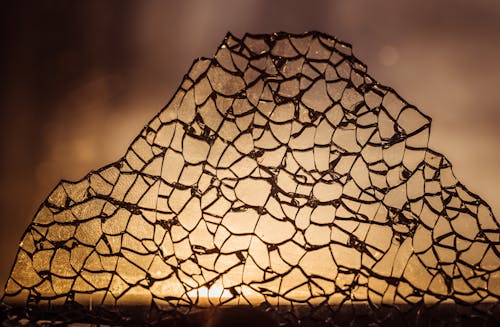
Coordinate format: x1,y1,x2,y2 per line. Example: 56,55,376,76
3,32,499,326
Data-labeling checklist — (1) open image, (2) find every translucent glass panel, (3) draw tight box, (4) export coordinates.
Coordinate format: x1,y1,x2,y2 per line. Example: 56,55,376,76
3,32,499,324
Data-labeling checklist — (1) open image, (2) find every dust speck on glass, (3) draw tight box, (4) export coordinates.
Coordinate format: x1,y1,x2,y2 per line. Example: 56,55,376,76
3,32,499,325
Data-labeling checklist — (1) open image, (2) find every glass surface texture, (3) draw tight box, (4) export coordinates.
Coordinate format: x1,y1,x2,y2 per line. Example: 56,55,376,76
3,32,499,325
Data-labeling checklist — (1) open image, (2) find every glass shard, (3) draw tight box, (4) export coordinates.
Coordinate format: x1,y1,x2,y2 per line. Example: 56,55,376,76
3,31,500,326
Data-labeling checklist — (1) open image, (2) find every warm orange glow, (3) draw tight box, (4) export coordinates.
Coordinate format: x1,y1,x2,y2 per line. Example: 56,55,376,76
187,284,232,306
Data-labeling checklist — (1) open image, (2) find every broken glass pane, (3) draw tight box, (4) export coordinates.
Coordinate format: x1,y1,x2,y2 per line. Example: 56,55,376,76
2,31,499,326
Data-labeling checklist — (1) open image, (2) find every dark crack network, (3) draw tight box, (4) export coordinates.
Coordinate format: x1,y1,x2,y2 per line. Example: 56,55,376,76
3,32,500,325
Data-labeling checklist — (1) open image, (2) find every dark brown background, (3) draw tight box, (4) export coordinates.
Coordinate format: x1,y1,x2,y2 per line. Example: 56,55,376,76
1,0,499,296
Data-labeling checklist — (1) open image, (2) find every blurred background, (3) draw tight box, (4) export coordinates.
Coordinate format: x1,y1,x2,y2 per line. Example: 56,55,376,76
0,0,499,296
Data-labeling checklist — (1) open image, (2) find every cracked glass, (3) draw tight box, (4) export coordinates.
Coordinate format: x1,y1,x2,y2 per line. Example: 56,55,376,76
2,32,499,326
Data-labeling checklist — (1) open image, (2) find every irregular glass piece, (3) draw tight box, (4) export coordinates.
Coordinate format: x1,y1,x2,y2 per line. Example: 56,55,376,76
2,31,500,326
